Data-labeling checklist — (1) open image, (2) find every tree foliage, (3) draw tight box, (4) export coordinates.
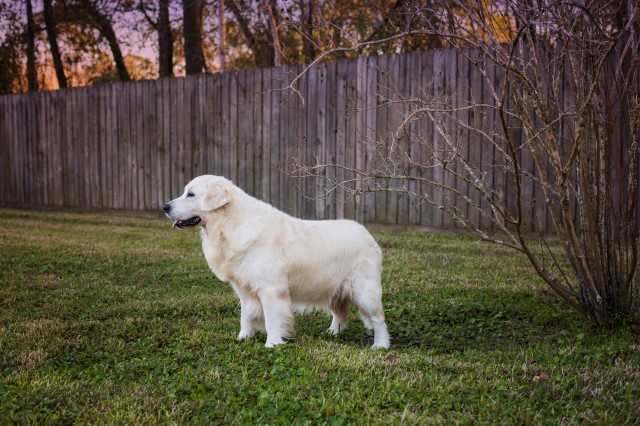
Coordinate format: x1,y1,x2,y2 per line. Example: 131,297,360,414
0,0,447,92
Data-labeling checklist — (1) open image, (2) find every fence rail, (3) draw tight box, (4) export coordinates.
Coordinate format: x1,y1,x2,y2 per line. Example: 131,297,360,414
1,49,554,232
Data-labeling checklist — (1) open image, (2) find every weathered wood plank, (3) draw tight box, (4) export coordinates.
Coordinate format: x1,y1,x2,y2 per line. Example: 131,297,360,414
454,49,470,229
442,49,457,228
492,63,507,231
344,58,358,220
237,69,249,191
65,88,74,206
160,78,170,202
183,77,193,193
260,68,271,203
315,61,328,220
396,52,411,225
132,82,143,209
146,80,157,210
292,64,306,218
479,59,496,231
364,56,378,224
118,83,131,209
386,54,399,225
195,74,206,178
407,51,421,226
251,70,262,199
374,55,388,224
335,58,347,220
354,56,367,223
467,48,482,230
271,67,289,210
221,72,231,180
302,63,316,219
211,73,223,177
89,87,99,208
229,71,239,185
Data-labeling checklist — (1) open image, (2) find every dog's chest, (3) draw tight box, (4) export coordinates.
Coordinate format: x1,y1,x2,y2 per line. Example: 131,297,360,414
200,228,235,282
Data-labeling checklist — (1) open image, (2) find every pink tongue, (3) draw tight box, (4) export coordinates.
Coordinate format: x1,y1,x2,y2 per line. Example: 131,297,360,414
172,220,179,229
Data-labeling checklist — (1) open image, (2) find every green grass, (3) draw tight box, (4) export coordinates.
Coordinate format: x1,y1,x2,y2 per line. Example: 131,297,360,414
0,209,638,424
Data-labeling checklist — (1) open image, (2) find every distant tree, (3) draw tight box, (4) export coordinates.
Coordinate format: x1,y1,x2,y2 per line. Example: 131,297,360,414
136,0,174,77
183,0,205,74
26,0,37,91
299,0,316,62
0,3,25,94
226,0,278,68
158,0,173,77
78,0,130,81
217,0,226,71
43,0,68,88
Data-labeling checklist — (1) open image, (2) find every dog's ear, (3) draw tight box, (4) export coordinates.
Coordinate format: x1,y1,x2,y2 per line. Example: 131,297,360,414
201,182,231,211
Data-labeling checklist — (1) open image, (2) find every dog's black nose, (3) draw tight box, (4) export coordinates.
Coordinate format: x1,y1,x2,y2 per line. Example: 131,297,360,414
163,203,171,212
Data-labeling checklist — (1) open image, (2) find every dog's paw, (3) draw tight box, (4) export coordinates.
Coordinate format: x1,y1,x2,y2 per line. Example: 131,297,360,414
237,330,257,340
371,340,390,349
327,322,347,336
264,338,286,348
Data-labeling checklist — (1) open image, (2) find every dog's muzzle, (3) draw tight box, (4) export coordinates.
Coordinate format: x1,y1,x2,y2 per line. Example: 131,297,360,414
163,202,201,229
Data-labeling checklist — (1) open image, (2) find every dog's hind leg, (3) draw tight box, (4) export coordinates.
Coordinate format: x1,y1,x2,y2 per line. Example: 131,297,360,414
328,296,350,335
351,277,390,349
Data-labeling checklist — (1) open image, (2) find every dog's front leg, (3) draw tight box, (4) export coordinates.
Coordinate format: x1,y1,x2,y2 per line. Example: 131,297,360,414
258,286,294,347
233,284,264,340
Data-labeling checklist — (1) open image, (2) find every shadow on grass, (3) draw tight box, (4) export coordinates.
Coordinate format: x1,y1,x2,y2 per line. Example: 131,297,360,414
295,287,586,354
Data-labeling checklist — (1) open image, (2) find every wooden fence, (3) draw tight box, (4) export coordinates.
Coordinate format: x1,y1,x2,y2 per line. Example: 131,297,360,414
0,49,554,231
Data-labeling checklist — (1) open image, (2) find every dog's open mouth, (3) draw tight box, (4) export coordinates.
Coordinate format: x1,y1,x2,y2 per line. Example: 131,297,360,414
172,217,201,229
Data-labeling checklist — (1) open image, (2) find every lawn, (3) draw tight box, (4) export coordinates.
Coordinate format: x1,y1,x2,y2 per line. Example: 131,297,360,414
0,209,638,424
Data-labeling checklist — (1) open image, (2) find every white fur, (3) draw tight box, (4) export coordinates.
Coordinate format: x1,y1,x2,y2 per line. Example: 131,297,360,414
164,175,390,349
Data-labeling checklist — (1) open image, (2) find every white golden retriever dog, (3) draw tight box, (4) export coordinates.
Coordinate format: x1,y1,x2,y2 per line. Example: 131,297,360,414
163,175,390,349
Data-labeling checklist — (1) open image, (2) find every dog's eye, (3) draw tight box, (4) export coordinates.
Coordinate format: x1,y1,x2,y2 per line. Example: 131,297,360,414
187,191,195,197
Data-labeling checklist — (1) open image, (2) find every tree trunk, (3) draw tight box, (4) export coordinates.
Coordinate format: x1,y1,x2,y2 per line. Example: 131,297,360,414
43,0,68,88
227,0,275,68
158,0,173,77
80,0,130,81
183,0,205,74
26,0,37,92
266,0,281,66
301,0,316,61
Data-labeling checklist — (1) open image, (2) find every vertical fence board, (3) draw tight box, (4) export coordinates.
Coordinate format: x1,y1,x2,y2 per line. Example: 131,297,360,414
408,52,421,226
237,70,249,192
210,73,222,177
419,51,434,226
176,78,185,193
344,58,357,220
364,56,378,224
334,59,347,219
355,57,367,223
229,72,239,185
315,62,328,220
293,64,308,218
304,63,317,219
261,68,272,203
251,70,261,197
374,55,387,224
269,67,282,211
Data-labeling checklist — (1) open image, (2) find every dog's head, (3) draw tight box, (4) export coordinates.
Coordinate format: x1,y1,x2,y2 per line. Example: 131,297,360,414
163,175,233,229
